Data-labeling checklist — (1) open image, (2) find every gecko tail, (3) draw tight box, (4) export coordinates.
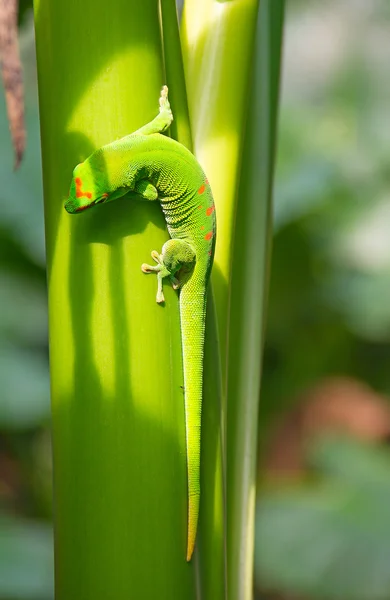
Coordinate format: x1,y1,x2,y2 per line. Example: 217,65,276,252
180,276,207,562
185,419,201,561
187,492,200,561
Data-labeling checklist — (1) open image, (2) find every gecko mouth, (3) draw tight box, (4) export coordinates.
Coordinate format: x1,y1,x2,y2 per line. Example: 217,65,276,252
64,200,81,214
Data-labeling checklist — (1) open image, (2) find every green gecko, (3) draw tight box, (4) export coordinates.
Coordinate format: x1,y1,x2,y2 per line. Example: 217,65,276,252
64,86,216,561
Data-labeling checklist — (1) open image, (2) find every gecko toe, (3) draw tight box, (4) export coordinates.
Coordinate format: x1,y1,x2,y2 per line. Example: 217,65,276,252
156,292,165,304
141,263,160,273
151,250,162,264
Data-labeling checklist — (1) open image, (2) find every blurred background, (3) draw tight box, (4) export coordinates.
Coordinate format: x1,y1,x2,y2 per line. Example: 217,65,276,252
2,1,390,598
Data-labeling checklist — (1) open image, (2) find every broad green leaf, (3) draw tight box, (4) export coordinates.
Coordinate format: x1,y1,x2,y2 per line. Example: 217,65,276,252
34,0,224,597
226,1,285,599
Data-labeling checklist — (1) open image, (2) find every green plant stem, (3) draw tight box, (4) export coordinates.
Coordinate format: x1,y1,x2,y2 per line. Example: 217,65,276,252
197,289,227,600
160,3,226,597
180,0,259,376
33,0,201,597
226,2,285,599
160,0,192,149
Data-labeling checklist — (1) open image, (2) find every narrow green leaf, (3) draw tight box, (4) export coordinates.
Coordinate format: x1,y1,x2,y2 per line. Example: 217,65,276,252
181,0,259,370
162,3,226,595
226,1,285,599
160,0,192,149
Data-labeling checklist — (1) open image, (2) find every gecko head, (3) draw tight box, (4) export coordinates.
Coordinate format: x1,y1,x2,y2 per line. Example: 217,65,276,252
64,157,110,214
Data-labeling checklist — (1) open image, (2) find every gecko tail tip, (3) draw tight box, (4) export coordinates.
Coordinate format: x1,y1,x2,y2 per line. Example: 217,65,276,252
186,518,197,561
186,546,194,562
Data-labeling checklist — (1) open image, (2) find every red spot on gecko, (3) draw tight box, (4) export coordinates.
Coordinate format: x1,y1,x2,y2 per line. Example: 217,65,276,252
75,177,92,200
204,231,213,241
102,193,109,199
198,184,206,195
200,226,205,230
206,205,215,216
205,179,209,185
198,205,203,210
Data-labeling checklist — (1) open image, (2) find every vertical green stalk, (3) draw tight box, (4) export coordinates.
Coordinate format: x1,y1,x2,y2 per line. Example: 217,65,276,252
160,0,192,149
161,2,226,597
180,0,259,373
33,0,220,597
227,2,285,599
197,291,226,600
181,0,285,597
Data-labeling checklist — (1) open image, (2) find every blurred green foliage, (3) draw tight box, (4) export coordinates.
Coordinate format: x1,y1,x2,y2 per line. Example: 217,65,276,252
256,436,390,599
255,1,390,598
2,0,390,598
261,0,390,422
0,516,53,599
0,14,48,429
0,6,53,599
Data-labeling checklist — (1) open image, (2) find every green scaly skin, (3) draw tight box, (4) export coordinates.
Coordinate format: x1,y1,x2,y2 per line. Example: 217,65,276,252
64,86,216,561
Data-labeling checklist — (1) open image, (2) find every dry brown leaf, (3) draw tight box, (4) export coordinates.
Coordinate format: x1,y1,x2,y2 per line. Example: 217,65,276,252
0,0,25,168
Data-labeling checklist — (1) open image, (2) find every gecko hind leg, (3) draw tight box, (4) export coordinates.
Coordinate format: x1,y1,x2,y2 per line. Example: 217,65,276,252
134,85,173,136
141,239,196,304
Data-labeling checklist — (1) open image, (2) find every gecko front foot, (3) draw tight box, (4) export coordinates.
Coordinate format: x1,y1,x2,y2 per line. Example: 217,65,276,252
159,85,172,122
141,250,162,271
134,85,173,136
